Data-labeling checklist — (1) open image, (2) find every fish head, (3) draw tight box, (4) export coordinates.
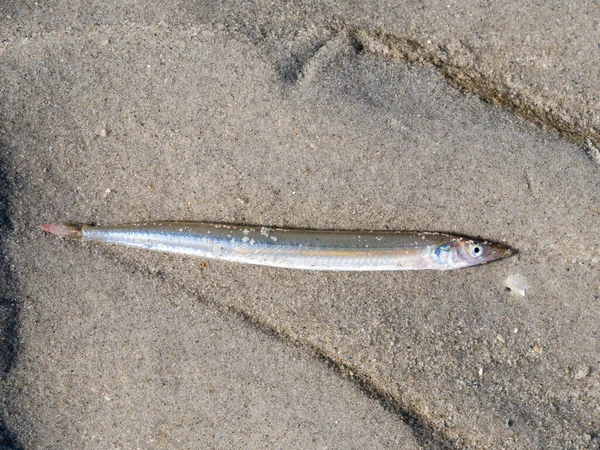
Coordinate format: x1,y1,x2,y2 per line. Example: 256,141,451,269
433,238,514,270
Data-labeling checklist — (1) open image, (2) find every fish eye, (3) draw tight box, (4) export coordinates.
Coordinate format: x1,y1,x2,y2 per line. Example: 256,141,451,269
469,243,483,258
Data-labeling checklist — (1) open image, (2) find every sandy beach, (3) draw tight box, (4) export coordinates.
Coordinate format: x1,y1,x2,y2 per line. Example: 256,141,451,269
1,1,599,448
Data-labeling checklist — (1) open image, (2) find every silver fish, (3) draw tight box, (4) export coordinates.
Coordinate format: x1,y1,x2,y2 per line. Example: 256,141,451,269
39,221,513,271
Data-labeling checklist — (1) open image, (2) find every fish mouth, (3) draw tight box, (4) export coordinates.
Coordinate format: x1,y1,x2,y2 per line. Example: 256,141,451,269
486,243,516,262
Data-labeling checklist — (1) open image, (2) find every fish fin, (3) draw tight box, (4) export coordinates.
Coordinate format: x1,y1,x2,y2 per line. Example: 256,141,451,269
39,223,84,239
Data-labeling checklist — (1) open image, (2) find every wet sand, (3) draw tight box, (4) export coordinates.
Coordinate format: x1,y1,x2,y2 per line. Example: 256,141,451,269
1,1,599,448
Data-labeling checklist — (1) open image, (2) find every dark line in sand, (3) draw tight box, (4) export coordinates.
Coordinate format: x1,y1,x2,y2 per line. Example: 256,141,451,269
341,26,599,161
217,302,460,450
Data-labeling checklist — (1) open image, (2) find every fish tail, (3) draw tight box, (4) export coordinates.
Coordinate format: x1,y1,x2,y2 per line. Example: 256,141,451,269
39,223,84,239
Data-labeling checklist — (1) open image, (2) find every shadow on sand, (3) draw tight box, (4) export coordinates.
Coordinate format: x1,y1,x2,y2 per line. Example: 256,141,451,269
0,145,24,449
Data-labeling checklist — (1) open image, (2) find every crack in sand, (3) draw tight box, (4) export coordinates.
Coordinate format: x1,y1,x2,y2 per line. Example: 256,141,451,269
342,27,600,163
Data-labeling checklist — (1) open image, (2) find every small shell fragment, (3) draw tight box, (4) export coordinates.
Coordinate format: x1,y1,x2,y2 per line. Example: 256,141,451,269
573,365,590,380
505,274,528,296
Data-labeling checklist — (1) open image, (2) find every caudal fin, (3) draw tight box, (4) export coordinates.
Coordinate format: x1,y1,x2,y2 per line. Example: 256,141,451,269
39,223,83,239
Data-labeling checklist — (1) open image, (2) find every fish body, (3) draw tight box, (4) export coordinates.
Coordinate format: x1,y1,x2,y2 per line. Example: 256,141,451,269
40,221,513,271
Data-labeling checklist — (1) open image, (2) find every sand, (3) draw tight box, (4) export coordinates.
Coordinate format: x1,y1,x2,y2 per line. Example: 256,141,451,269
1,1,599,449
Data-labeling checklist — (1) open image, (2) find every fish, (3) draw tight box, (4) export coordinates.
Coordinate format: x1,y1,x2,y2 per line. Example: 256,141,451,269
39,221,513,271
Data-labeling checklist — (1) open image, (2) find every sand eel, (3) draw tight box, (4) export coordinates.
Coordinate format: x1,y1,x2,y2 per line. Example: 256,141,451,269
40,221,513,271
